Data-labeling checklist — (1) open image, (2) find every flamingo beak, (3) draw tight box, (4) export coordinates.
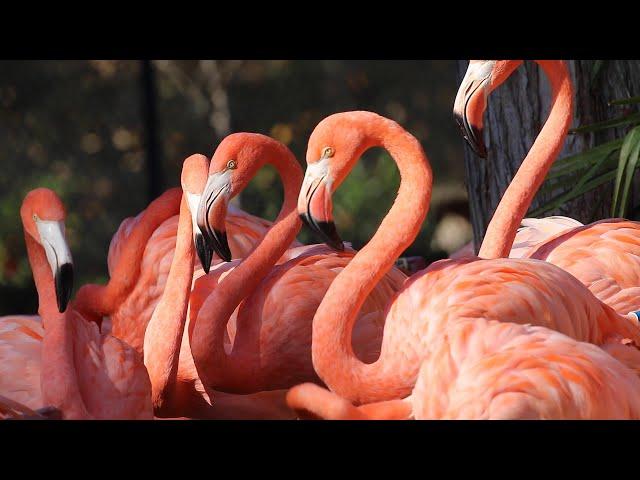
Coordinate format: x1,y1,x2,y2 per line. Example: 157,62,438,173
298,157,344,251
187,192,214,273
197,171,233,263
453,60,496,159
35,219,74,313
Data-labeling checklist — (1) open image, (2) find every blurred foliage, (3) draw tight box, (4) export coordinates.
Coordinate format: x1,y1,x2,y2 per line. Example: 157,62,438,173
532,95,640,220
0,60,469,315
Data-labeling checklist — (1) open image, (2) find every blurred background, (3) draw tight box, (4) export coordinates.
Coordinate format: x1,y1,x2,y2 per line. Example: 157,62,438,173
0,60,471,315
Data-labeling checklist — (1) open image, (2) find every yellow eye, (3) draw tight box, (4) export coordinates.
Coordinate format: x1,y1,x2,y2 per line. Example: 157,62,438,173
322,146,334,158
227,160,237,170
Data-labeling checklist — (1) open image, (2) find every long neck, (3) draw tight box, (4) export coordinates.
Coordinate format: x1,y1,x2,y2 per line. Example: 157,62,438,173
311,118,433,405
191,148,303,393
143,195,194,412
74,187,182,320
479,60,574,259
25,231,89,419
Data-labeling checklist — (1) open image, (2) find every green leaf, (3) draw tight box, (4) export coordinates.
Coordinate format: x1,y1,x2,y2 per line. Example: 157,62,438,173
547,138,623,180
612,126,640,217
619,140,640,217
569,112,640,134
531,169,618,217
541,149,618,197
609,96,640,106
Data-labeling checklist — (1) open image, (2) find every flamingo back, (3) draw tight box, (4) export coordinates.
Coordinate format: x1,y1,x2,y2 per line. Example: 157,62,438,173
527,220,640,314
413,319,640,419
343,257,640,404
0,315,44,410
69,310,153,419
231,246,407,390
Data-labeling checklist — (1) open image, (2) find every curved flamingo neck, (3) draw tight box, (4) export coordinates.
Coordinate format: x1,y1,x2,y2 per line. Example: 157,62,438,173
479,60,574,259
24,227,89,418
143,195,194,412
312,116,433,404
74,188,182,320
191,145,303,393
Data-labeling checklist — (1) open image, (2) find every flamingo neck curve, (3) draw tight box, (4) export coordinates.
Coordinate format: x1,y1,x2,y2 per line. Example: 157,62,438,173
191,145,303,393
143,195,194,412
74,188,182,321
479,60,574,259
312,115,433,404
24,227,89,418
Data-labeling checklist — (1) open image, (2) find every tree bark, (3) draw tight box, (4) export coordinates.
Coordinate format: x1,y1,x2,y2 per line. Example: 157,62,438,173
457,60,640,253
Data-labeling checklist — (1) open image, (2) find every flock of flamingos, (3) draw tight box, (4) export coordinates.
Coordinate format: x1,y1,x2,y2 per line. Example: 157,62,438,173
3,59,640,420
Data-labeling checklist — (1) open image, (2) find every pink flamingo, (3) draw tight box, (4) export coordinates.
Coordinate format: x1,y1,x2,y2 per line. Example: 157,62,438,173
290,110,640,412
454,59,640,316
189,132,406,395
142,153,294,419
0,188,153,419
73,180,293,353
288,320,640,419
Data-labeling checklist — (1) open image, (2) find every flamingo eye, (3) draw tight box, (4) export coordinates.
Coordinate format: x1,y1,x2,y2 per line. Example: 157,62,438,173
321,147,334,158
227,160,237,170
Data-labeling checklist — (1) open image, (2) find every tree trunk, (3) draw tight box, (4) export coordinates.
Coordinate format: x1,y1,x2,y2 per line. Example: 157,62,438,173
457,60,640,253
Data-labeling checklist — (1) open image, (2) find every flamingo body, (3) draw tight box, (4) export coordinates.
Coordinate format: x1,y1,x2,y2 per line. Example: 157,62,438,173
524,220,640,314
107,203,298,353
317,256,640,405
289,318,640,420
190,243,406,392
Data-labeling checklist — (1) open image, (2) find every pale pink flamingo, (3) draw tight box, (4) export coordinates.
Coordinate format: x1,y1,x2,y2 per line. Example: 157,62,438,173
287,319,640,419
0,188,153,419
291,110,640,411
189,132,406,395
454,59,640,316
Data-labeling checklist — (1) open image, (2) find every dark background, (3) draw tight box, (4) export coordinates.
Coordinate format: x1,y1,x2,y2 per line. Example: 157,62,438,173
0,60,471,315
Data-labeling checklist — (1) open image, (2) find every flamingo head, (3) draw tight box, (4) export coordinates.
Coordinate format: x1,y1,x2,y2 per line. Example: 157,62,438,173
181,154,214,274
197,132,287,262
453,60,523,157
20,188,74,313
299,111,386,251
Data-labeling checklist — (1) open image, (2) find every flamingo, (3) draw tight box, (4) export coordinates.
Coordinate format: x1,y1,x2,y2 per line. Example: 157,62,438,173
73,177,294,353
454,59,640,316
290,110,640,412
0,188,153,419
142,153,294,419
287,320,640,419
189,132,407,395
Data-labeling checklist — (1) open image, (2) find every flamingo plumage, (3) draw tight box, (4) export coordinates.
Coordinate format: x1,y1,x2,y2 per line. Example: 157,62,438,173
189,132,407,395
0,189,153,419
141,154,294,419
287,110,640,417
454,59,640,316
288,319,640,420
73,181,298,353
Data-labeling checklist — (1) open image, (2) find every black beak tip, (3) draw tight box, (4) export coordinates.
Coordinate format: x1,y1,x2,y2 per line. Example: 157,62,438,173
55,262,74,313
314,220,344,252
454,112,487,159
299,212,312,230
212,229,232,263
195,233,213,274
301,210,344,252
